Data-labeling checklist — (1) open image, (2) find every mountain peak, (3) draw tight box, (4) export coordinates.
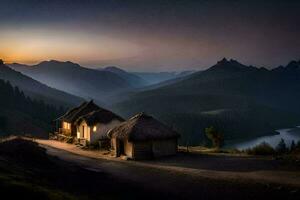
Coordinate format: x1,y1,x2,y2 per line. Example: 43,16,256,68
39,60,75,65
209,58,252,73
104,66,126,73
286,60,300,69
36,60,81,69
216,58,242,66
217,57,228,64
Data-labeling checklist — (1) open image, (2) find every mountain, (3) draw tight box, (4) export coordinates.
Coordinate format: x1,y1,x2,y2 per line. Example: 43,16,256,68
99,66,148,88
137,70,201,92
132,70,196,85
0,61,82,107
9,60,133,104
0,78,64,137
112,58,300,145
272,60,300,77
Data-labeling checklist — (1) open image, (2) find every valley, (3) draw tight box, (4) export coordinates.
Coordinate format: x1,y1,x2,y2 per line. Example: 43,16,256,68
112,59,300,145
3,58,300,146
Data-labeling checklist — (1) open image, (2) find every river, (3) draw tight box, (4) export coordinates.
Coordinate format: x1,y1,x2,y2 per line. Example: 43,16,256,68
229,127,300,150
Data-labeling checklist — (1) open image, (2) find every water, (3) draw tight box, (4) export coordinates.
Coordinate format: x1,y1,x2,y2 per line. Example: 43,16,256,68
230,127,300,150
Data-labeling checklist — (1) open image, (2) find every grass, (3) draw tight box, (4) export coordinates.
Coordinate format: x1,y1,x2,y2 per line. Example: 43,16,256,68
245,142,276,155
0,137,79,199
179,145,243,155
0,177,77,200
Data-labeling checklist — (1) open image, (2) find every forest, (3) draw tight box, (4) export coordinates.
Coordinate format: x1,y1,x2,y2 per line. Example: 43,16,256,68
0,79,65,137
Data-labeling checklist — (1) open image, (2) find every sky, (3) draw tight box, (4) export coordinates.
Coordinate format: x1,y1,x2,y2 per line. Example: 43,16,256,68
0,0,299,71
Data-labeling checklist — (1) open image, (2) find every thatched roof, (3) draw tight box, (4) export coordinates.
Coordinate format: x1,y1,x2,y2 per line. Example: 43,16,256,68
75,108,124,126
57,100,100,123
107,113,180,142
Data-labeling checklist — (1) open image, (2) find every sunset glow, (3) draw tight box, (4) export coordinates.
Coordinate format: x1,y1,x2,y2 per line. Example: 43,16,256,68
0,28,143,65
0,0,299,70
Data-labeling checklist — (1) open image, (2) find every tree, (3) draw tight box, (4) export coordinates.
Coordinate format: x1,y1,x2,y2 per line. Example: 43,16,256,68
296,141,300,150
205,126,224,149
276,138,287,154
0,59,3,65
290,140,296,152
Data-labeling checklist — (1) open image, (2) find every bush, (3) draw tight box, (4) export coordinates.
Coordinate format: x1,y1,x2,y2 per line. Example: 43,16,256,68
290,140,296,152
246,142,275,155
290,140,300,153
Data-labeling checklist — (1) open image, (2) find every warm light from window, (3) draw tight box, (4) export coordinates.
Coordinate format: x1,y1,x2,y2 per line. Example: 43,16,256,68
93,126,97,132
63,122,71,130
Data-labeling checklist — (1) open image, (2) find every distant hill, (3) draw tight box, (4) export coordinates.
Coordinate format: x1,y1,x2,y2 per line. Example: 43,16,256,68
137,70,201,92
0,61,82,107
0,79,64,137
112,58,300,145
132,70,196,85
272,60,300,76
9,60,133,104
98,66,149,88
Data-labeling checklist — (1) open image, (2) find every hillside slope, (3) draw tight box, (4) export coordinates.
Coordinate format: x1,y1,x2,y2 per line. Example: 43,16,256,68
0,79,64,137
133,70,196,85
113,59,300,145
100,66,148,88
0,60,82,107
9,61,132,103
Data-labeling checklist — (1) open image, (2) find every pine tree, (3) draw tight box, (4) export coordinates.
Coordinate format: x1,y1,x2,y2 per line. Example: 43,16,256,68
0,78,65,134
276,138,287,154
290,140,296,152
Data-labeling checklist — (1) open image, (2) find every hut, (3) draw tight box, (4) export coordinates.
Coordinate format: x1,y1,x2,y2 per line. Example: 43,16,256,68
75,109,124,146
107,113,180,159
54,100,100,137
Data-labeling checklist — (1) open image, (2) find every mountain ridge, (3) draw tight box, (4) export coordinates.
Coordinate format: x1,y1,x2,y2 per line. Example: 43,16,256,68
98,66,149,88
9,60,133,104
0,60,82,107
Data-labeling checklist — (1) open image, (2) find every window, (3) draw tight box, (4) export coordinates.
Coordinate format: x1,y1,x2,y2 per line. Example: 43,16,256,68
93,126,97,132
63,122,71,130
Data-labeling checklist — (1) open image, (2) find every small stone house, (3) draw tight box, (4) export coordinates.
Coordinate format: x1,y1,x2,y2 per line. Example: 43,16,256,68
75,109,124,146
107,113,180,160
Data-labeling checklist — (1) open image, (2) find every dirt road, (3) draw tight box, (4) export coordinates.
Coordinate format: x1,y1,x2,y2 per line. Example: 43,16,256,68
36,139,300,199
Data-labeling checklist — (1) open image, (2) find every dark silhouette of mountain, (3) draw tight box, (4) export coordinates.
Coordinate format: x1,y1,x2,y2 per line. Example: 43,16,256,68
132,70,196,85
0,79,65,137
272,60,300,78
0,61,82,107
98,66,149,88
112,58,300,145
136,70,199,92
9,60,133,103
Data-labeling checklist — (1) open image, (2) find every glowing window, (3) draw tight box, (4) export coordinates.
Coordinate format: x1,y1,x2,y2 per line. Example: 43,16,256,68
63,122,71,130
